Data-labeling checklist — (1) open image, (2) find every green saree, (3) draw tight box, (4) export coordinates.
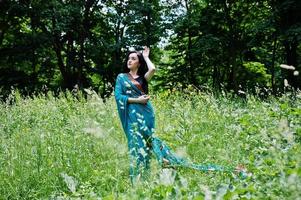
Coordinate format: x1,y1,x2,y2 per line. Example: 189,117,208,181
114,73,246,184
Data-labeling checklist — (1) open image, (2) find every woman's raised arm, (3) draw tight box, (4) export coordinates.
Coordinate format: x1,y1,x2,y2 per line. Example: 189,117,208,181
142,46,156,81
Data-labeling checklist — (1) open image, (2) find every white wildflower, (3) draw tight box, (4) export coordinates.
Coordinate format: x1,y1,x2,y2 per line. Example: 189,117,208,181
216,185,229,200
288,173,298,185
159,168,176,186
175,147,188,158
280,64,295,70
238,90,246,94
293,71,299,76
84,88,93,95
84,127,106,138
60,172,78,193
201,185,213,200
179,176,188,189
279,118,294,144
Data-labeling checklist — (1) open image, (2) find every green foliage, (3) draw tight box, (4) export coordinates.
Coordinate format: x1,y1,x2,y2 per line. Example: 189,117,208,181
0,90,300,199
0,0,301,95
0,0,164,96
242,61,271,88
156,0,301,92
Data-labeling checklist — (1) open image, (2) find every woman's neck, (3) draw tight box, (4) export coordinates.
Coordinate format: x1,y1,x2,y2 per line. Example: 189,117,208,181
129,70,139,78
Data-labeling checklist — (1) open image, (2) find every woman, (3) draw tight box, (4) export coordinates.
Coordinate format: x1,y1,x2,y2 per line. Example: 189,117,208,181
114,46,246,184
114,47,157,183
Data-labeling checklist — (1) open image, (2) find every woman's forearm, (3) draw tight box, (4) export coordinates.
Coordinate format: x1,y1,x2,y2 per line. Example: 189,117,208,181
144,57,155,71
128,97,140,104
144,57,156,81
128,95,150,104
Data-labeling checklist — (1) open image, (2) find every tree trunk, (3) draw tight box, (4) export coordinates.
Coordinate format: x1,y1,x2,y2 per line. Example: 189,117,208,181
271,33,277,94
184,0,197,86
146,1,151,47
284,39,299,89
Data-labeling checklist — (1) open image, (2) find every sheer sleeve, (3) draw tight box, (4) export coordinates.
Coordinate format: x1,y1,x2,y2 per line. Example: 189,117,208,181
114,74,129,132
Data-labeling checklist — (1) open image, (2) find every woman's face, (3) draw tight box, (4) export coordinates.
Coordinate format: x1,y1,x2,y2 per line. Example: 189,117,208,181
127,53,140,70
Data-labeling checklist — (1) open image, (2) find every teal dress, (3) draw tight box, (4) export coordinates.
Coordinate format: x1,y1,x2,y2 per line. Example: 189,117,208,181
114,73,244,184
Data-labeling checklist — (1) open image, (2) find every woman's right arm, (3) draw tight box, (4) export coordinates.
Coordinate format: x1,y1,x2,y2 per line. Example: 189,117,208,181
115,74,129,103
128,95,150,104
115,74,150,104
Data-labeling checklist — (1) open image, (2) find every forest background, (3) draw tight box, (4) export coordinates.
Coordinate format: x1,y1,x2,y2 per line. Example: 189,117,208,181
1,0,300,97
1,1,301,199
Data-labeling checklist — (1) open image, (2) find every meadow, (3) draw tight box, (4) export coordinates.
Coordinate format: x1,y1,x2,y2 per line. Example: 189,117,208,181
0,89,300,199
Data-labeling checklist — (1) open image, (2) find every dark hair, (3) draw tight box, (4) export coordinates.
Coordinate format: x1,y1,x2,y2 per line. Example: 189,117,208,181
123,51,147,77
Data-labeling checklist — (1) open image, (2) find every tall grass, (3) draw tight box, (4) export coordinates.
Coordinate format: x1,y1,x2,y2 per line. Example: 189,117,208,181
0,89,300,199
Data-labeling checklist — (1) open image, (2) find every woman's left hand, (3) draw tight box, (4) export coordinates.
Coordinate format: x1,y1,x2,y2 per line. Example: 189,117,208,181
142,46,150,58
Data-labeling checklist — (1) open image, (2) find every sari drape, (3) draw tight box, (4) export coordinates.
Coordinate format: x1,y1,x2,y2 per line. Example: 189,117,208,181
114,73,243,184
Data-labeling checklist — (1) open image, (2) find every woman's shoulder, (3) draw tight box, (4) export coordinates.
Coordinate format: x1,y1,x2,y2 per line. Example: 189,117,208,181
117,73,127,78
